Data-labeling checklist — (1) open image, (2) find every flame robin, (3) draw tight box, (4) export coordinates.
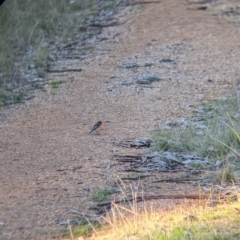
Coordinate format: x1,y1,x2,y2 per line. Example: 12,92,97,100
89,121,103,134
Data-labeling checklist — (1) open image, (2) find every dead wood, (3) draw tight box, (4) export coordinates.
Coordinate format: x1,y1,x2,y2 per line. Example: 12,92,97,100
132,1,162,4
117,137,153,148
152,177,207,183
118,167,148,172
185,0,212,4
80,19,126,31
47,68,83,73
114,154,142,162
187,5,208,10
61,54,86,60
119,174,149,180
93,139,118,144
96,193,232,209
57,41,80,50
71,210,102,222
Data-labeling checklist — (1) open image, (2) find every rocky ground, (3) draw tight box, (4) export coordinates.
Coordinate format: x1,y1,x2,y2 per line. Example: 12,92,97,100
1,0,240,239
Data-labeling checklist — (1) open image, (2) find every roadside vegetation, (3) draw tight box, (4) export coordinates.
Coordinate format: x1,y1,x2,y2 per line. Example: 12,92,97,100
152,97,240,160
0,0,118,106
92,196,240,240
66,192,240,240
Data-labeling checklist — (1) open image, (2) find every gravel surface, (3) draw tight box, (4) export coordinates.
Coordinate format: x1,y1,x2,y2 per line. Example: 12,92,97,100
1,0,240,239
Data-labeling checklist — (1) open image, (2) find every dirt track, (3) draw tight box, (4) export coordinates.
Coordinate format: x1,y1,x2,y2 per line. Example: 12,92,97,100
1,0,240,239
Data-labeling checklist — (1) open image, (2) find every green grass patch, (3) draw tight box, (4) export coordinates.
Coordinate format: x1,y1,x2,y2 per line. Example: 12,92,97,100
64,220,101,238
93,188,114,202
0,91,7,106
0,91,23,106
72,224,93,237
50,80,64,89
63,224,95,238
152,97,240,159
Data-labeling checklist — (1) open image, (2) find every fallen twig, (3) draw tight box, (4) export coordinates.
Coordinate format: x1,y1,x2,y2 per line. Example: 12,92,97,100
71,210,102,222
119,174,149,180
152,177,207,183
114,154,142,162
132,1,162,4
47,68,82,73
93,139,118,144
117,137,153,148
97,193,232,209
186,0,211,4
80,19,126,31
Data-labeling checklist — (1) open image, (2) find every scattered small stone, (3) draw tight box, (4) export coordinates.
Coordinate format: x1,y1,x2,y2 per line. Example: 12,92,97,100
202,187,211,192
32,77,43,82
234,111,240,119
120,62,140,68
208,146,214,151
57,168,65,172
110,148,119,153
143,62,153,67
150,159,167,169
83,187,91,192
117,137,153,148
121,81,134,86
133,185,138,191
163,118,188,128
185,103,194,108
191,169,201,175
29,63,35,69
215,160,225,168
164,152,182,164
0,222,4,227
2,232,11,237
176,118,188,127
135,75,161,84
159,58,173,63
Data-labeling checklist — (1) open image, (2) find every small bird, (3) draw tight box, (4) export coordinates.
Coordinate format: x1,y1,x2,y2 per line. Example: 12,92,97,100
89,121,103,134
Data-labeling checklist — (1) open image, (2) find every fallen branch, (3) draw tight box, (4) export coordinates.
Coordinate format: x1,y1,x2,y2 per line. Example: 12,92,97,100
132,1,162,4
93,139,118,144
118,167,148,173
152,177,207,183
119,174,149,180
114,154,142,162
187,5,207,10
117,137,153,148
47,68,82,73
185,0,211,4
71,210,102,222
97,193,233,209
80,19,126,31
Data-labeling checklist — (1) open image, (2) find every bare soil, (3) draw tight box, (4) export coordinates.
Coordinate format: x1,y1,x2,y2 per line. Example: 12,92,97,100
1,0,240,239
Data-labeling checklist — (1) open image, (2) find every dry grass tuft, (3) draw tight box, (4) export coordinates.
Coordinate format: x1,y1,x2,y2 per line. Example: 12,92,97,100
90,193,240,240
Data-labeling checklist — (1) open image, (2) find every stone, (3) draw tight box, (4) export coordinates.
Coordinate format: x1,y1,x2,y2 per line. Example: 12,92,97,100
135,75,161,84
159,58,173,63
29,63,35,69
120,62,140,68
